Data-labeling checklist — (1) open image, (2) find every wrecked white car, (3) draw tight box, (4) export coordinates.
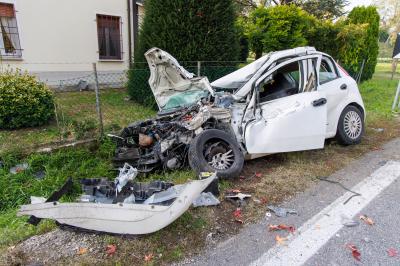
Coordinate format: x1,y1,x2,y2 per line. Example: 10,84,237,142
114,47,365,178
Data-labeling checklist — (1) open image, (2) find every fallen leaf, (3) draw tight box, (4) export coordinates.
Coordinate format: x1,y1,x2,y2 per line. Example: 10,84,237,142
268,224,295,233
347,244,361,261
359,215,374,225
260,197,268,204
233,208,242,218
144,253,154,262
388,248,398,257
77,247,87,255
275,235,288,245
106,244,117,256
255,172,262,178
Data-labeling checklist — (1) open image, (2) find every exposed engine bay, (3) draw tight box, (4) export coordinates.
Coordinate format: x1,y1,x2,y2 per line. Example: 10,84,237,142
113,97,236,173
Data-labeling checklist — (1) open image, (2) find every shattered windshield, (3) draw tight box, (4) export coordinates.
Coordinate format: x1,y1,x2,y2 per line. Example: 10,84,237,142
163,89,209,110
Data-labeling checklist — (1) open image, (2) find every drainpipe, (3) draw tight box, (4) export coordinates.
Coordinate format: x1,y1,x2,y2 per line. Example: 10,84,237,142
127,0,132,66
132,2,139,59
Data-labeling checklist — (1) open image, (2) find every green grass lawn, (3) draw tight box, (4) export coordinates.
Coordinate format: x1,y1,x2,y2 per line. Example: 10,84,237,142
0,89,156,155
0,63,399,265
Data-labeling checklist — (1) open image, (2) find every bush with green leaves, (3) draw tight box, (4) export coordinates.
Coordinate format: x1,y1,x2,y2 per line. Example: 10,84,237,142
0,70,54,129
128,0,240,106
346,6,379,81
246,5,310,58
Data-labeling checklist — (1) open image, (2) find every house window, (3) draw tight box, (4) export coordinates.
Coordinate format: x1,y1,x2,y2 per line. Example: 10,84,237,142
0,3,22,58
97,14,122,60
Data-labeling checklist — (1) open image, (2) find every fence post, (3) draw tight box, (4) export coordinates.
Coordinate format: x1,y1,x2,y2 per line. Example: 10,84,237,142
197,61,201,77
393,80,400,112
92,63,104,138
356,59,366,84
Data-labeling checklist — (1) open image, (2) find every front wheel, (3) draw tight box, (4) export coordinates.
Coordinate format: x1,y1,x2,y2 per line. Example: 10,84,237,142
188,129,244,179
336,105,364,145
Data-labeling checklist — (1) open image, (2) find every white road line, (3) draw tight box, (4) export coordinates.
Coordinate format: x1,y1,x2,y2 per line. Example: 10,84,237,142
250,160,400,266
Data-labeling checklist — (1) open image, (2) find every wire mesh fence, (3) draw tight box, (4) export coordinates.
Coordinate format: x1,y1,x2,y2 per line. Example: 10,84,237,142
0,60,244,153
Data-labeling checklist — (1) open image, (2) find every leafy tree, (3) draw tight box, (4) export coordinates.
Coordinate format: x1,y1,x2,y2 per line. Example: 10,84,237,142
246,5,309,58
304,17,340,55
336,23,369,78
347,6,380,81
128,0,240,106
298,0,349,20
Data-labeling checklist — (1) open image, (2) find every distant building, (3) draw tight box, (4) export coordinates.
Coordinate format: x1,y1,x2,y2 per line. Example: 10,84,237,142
0,0,144,88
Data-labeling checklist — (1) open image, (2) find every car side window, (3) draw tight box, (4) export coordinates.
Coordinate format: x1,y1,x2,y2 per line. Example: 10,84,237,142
319,57,339,84
258,61,302,103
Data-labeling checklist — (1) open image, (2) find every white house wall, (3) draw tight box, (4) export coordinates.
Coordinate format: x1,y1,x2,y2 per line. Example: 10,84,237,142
0,0,144,87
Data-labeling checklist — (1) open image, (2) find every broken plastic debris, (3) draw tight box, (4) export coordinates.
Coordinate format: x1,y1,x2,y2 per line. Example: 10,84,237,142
267,205,297,217
115,163,138,192
30,196,46,204
106,244,117,256
225,192,251,201
343,220,359,227
192,192,220,207
275,235,288,245
143,185,185,205
77,247,88,255
10,163,29,174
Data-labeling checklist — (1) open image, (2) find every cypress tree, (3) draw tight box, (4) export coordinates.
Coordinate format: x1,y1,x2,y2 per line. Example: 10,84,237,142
128,0,240,106
347,6,380,81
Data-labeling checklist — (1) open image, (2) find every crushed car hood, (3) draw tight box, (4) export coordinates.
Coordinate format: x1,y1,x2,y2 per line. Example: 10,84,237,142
145,48,214,110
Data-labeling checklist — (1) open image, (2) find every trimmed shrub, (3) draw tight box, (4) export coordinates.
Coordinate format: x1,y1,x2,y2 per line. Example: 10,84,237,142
304,17,340,56
346,6,379,81
336,23,369,78
128,0,240,106
0,70,54,129
246,5,310,58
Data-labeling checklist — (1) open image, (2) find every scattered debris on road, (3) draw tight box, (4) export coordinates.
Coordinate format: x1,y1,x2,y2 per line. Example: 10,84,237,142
316,176,361,204
267,205,297,217
192,192,220,207
10,163,29,174
268,224,295,233
359,215,375,225
346,244,361,261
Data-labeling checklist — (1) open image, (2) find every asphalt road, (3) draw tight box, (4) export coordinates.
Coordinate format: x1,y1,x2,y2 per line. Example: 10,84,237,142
181,137,400,266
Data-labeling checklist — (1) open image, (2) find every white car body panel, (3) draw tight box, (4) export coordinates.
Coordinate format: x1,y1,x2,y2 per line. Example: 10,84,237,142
18,175,216,235
245,91,327,154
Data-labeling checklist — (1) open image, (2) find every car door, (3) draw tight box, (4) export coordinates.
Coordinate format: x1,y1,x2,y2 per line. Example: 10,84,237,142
244,56,327,154
317,56,348,135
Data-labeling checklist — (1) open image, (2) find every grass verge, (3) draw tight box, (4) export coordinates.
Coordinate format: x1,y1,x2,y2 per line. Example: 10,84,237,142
0,63,399,265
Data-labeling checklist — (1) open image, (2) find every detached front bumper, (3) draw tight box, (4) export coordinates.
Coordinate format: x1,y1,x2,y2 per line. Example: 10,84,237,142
18,174,217,235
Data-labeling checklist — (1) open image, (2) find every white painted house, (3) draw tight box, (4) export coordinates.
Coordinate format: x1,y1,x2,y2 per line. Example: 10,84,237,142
0,0,144,88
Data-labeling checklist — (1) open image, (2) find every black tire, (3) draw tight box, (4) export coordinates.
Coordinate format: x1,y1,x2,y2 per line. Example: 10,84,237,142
188,129,244,179
336,105,364,145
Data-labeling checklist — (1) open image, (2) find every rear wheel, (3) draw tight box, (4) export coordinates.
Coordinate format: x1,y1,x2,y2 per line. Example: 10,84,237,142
336,105,364,145
188,129,244,179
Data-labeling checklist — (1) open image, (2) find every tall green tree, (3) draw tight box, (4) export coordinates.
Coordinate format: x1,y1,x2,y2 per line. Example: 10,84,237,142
347,6,380,81
298,0,349,20
128,0,240,106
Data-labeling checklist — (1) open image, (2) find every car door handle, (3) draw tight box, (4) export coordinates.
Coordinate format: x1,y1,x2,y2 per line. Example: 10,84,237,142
340,84,347,90
312,98,327,107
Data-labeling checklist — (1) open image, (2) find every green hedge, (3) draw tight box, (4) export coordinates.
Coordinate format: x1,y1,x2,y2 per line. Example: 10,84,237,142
0,70,54,129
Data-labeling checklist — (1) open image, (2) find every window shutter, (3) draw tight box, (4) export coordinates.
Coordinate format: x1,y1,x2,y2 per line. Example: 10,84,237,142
0,3,15,17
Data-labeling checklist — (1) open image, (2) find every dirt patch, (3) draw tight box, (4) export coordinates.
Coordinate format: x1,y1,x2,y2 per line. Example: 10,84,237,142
3,120,399,266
